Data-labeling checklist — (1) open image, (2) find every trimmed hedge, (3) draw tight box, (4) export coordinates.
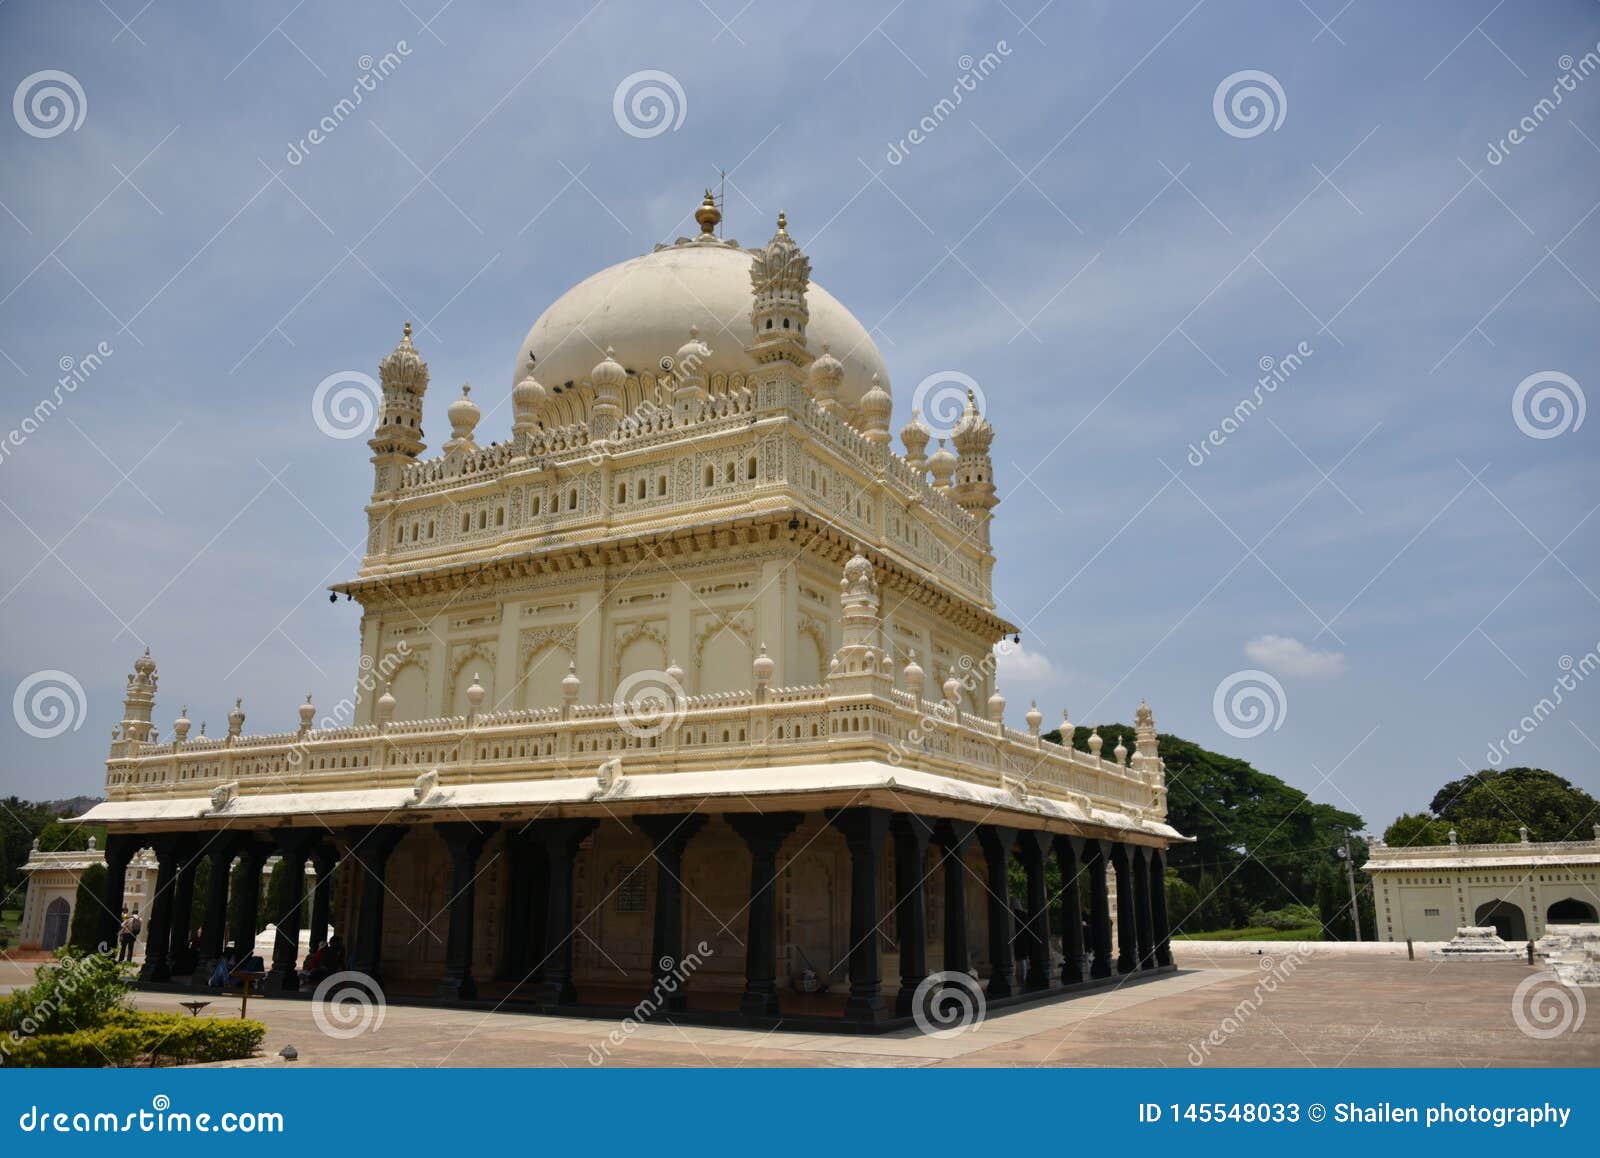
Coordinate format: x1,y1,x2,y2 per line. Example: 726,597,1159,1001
1,1008,266,1068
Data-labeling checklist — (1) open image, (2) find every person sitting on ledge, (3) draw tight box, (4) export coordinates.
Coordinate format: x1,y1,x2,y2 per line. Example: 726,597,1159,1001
208,952,238,989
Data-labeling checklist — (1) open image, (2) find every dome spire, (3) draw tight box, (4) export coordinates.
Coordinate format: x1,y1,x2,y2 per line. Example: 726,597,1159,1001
695,189,721,238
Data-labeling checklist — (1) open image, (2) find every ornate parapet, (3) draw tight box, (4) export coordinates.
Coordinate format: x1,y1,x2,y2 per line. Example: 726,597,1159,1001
102,680,1168,832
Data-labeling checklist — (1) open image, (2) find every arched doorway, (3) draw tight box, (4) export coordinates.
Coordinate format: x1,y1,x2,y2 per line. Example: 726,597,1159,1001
42,897,71,950
1546,897,1599,924
1474,899,1527,942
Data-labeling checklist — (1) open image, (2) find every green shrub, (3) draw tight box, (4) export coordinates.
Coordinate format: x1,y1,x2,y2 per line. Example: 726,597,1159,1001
0,949,132,1038
2,1010,265,1068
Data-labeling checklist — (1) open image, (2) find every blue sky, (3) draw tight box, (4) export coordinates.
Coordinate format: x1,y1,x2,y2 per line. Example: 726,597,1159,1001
0,0,1596,835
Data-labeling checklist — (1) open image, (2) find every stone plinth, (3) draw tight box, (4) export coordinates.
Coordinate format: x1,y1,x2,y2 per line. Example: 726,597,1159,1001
1431,926,1524,961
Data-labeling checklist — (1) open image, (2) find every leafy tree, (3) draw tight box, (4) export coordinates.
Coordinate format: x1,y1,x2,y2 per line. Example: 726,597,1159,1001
1045,725,1365,933
67,864,108,952
1384,768,1597,845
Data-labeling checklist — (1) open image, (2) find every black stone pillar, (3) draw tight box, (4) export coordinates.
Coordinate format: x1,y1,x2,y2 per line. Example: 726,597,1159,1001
1053,836,1086,984
435,821,499,1000
828,807,892,1024
938,821,975,978
727,812,803,1018
192,836,239,987
344,824,406,985
166,836,201,976
530,818,598,1006
890,814,934,1017
1086,840,1113,979
265,829,317,993
635,814,708,1013
1132,845,1155,969
494,829,542,984
1111,843,1137,974
1151,847,1173,966
138,834,179,982
230,839,268,960
976,824,1018,999
99,834,138,954
1018,830,1053,992
308,844,337,953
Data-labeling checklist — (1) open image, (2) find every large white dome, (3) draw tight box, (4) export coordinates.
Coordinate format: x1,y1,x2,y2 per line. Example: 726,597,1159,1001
511,239,889,414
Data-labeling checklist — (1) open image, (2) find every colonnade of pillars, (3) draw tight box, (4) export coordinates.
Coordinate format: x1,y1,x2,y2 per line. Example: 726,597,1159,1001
101,812,1173,1020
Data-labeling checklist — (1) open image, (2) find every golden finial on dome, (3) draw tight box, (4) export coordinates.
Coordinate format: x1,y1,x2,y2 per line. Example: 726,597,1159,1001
403,320,412,339
776,211,788,234
695,189,721,236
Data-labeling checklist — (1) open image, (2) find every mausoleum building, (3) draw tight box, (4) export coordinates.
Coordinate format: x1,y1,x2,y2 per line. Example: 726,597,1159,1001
79,196,1183,1026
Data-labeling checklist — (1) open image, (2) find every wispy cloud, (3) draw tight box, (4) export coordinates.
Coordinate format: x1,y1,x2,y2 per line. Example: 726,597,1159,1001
1244,634,1347,680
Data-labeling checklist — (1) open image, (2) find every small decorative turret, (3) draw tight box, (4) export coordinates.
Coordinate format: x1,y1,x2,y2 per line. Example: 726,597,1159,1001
1088,727,1103,759
1060,708,1073,747
671,327,711,420
227,697,245,739
825,551,892,701
901,408,931,473
1447,828,1458,845
986,687,1006,724
666,659,686,698
942,670,963,713
512,353,547,443
1113,733,1128,766
928,438,957,492
807,343,843,414
1133,698,1160,776
444,384,481,454
589,347,626,439
370,321,429,494
297,693,315,735
1025,700,1043,737
859,374,892,446
753,643,774,701
561,662,581,716
376,683,396,729
748,211,811,366
172,705,191,744
903,649,925,701
466,673,485,717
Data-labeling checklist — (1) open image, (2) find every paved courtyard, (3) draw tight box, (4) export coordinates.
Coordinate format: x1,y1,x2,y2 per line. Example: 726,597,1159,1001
6,948,1595,1067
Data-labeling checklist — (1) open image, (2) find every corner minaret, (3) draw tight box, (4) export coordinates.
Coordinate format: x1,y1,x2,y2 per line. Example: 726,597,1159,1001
748,211,811,366
951,389,998,546
116,649,158,749
369,321,429,495
825,551,893,700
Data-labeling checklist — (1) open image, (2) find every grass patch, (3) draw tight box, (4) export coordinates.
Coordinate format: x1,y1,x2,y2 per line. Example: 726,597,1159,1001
1173,925,1322,942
